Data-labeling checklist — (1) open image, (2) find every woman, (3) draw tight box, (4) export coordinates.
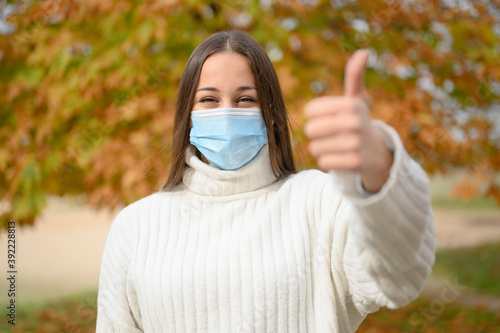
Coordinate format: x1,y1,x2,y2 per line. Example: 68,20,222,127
97,30,435,332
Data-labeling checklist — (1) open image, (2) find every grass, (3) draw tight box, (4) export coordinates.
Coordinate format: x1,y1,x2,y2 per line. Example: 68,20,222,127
360,240,500,332
1,292,499,332
359,297,500,332
433,241,500,297
431,196,499,211
0,290,97,333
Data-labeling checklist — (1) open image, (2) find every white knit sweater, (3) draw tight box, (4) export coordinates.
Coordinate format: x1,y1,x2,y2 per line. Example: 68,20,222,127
97,121,436,332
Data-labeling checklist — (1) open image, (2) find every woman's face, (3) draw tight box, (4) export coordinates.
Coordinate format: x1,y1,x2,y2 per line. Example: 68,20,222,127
192,52,260,110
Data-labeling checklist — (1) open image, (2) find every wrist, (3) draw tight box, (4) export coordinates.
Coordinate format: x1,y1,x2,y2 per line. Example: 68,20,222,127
360,132,394,193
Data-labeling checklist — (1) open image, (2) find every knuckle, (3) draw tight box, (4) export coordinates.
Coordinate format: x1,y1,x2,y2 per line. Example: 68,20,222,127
304,122,314,138
317,157,329,171
308,141,318,156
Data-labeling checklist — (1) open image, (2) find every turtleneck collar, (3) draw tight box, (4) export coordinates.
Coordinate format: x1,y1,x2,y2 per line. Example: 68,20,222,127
182,144,278,196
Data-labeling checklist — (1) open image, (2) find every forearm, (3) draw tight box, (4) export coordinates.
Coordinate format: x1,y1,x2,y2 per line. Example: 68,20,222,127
359,125,394,193
334,121,436,308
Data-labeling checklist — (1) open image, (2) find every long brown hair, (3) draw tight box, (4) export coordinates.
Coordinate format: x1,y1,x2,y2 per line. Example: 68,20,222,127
162,30,296,190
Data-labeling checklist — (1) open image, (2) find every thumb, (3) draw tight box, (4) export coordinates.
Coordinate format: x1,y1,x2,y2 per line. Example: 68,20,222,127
344,49,370,99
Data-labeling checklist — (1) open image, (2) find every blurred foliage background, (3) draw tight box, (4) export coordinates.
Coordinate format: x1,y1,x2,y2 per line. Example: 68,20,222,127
1,0,500,228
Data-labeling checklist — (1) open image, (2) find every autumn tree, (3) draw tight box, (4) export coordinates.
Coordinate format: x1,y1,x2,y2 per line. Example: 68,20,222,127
1,0,499,228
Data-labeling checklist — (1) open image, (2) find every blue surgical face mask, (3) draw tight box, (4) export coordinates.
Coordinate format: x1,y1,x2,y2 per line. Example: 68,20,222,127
189,108,269,170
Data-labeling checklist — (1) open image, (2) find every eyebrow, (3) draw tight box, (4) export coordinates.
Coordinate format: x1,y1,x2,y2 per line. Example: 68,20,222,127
196,85,257,93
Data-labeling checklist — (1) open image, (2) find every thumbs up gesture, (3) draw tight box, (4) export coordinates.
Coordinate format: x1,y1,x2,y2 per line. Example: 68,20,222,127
304,50,393,193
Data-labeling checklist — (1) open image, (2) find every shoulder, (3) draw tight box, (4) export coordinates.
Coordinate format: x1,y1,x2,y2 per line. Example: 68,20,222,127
287,169,327,180
283,169,333,189
109,192,166,231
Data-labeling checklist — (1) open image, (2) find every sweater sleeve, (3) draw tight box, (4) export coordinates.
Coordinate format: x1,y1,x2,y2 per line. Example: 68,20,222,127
96,206,143,332
332,120,436,313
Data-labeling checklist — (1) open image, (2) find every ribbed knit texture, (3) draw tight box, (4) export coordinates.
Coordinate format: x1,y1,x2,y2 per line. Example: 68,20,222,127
97,122,436,332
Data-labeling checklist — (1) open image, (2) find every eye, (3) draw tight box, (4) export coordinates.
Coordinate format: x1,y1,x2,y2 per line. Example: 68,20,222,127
237,97,257,104
200,97,218,103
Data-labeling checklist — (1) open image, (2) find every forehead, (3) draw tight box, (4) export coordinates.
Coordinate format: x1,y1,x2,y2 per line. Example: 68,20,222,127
197,52,256,88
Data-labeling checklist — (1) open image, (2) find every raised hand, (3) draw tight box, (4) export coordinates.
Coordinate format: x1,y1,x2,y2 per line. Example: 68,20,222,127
304,49,393,193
